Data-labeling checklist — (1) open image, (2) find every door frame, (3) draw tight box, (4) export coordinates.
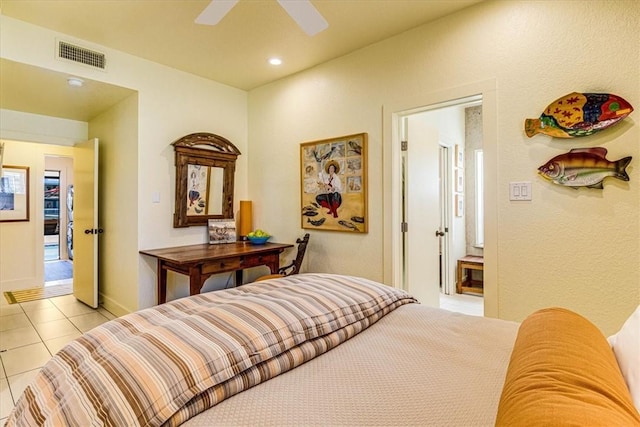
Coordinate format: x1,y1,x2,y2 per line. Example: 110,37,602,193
382,79,498,317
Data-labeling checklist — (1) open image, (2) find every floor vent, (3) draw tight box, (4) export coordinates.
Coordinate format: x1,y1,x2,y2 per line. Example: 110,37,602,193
57,41,106,70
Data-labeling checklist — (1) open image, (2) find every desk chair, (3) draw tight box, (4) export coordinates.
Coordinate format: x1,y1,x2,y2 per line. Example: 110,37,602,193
255,233,310,281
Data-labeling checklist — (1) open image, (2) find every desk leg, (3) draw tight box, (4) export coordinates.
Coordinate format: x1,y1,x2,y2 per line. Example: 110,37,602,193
157,261,167,304
456,261,462,294
235,270,243,287
189,265,203,296
267,260,280,274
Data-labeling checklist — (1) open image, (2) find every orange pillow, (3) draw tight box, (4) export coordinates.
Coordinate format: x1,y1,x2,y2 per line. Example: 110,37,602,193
496,307,640,426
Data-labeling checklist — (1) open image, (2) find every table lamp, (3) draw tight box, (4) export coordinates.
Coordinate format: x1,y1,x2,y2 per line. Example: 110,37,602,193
239,200,252,241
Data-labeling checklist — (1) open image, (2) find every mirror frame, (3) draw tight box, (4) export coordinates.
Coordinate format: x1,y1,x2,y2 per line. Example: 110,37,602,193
172,133,241,228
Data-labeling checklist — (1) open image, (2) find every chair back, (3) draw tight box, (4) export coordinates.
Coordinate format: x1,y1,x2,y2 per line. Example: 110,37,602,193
280,233,310,276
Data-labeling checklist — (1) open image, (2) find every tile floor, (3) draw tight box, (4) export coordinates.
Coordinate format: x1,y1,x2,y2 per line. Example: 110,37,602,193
0,294,116,423
439,291,484,316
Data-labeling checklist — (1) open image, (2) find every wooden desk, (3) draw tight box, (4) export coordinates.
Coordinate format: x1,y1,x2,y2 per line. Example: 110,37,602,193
140,242,293,304
456,255,484,295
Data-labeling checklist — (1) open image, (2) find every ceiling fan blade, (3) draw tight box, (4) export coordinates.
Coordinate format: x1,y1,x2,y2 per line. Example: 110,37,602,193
195,0,239,25
277,0,328,36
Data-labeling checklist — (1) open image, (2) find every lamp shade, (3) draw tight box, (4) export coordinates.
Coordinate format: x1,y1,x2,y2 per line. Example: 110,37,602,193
239,200,253,237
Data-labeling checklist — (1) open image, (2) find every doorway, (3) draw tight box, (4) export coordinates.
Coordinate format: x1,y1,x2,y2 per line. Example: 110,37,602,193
387,92,487,316
44,156,74,287
44,171,61,261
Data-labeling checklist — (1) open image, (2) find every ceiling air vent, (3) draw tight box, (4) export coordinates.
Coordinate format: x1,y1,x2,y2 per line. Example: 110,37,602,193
57,41,106,70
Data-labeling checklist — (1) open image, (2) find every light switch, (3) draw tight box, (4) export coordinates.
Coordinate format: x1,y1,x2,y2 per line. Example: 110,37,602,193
509,182,532,201
152,191,161,203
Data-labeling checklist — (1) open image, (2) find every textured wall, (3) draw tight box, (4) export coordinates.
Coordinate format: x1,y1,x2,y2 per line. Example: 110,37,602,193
89,94,139,316
464,105,483,258
2,15,249,310
249,0,639,334
0,140,75,292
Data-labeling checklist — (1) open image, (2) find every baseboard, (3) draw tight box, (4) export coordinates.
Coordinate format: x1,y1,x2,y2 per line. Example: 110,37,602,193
99,292,132,317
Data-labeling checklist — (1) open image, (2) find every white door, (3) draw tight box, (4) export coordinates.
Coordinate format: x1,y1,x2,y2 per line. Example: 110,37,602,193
404,114,441,306
73,139,99,308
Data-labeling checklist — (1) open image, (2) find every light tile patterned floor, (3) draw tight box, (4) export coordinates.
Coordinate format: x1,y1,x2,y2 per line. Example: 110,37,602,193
439,291,484,316
0,294,116,423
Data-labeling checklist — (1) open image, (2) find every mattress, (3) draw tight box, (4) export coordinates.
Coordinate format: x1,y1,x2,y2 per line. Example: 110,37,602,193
183,303,519,426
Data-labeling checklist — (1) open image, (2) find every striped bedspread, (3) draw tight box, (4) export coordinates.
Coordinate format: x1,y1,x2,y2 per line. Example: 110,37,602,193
6,274,416,427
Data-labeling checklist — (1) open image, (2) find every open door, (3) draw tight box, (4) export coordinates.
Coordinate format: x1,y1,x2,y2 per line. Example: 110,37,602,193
73,139,99,308
404,114,441,306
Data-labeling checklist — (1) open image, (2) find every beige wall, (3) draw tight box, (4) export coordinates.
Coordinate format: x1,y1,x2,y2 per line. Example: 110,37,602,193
1,15,249,310
0,140,75,291
1,2,638,333
247,0,639,334
0,109,88,146
89,93,139,316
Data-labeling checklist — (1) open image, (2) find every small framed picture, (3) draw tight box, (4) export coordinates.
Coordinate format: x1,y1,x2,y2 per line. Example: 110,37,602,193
455,194,464,217
0,165,30,222
208,218,236,244
455,145,464,168
455,169,464,193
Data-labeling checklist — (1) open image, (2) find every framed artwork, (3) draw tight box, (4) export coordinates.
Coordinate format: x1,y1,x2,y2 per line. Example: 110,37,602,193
455,194,464,217
300,133,368,233
186,164,210,216
455,169,464,193
455,145,464,168
172,133,240,228
208,218,236,244
0,165,29,222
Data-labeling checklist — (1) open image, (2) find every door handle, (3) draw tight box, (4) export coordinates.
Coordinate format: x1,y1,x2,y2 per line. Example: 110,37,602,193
84,228,105,234
435,230,445,237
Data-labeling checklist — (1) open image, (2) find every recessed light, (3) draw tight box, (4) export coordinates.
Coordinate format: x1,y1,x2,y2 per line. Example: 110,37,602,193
268,58,282,66
67,77,84,87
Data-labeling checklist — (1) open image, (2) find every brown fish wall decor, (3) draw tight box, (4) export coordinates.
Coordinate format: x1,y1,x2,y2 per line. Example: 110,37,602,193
538,147,631,189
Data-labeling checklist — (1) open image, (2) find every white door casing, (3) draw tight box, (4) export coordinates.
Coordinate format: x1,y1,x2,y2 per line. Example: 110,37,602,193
383,79,497,317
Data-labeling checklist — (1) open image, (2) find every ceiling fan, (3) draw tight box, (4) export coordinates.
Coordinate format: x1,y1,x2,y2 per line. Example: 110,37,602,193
196,0,328,36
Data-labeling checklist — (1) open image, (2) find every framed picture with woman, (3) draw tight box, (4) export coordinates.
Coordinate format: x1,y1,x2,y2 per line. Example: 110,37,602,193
300,133,368,233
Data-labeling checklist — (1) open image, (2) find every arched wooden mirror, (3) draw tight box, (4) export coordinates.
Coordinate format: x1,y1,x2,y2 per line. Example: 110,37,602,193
173,133,240,228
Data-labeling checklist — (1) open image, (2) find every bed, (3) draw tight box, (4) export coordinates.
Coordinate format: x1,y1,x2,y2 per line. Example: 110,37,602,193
5,273,640,426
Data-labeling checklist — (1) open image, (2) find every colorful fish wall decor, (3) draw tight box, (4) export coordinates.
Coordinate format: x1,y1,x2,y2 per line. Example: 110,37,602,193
525,92,633,138
538,147,631,189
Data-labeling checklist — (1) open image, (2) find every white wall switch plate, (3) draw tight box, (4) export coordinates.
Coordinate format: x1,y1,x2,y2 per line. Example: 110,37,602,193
152,191,161,203
509,182,532,201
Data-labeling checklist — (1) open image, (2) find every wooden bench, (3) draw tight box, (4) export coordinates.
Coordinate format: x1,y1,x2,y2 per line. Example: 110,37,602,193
456,255,484,295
